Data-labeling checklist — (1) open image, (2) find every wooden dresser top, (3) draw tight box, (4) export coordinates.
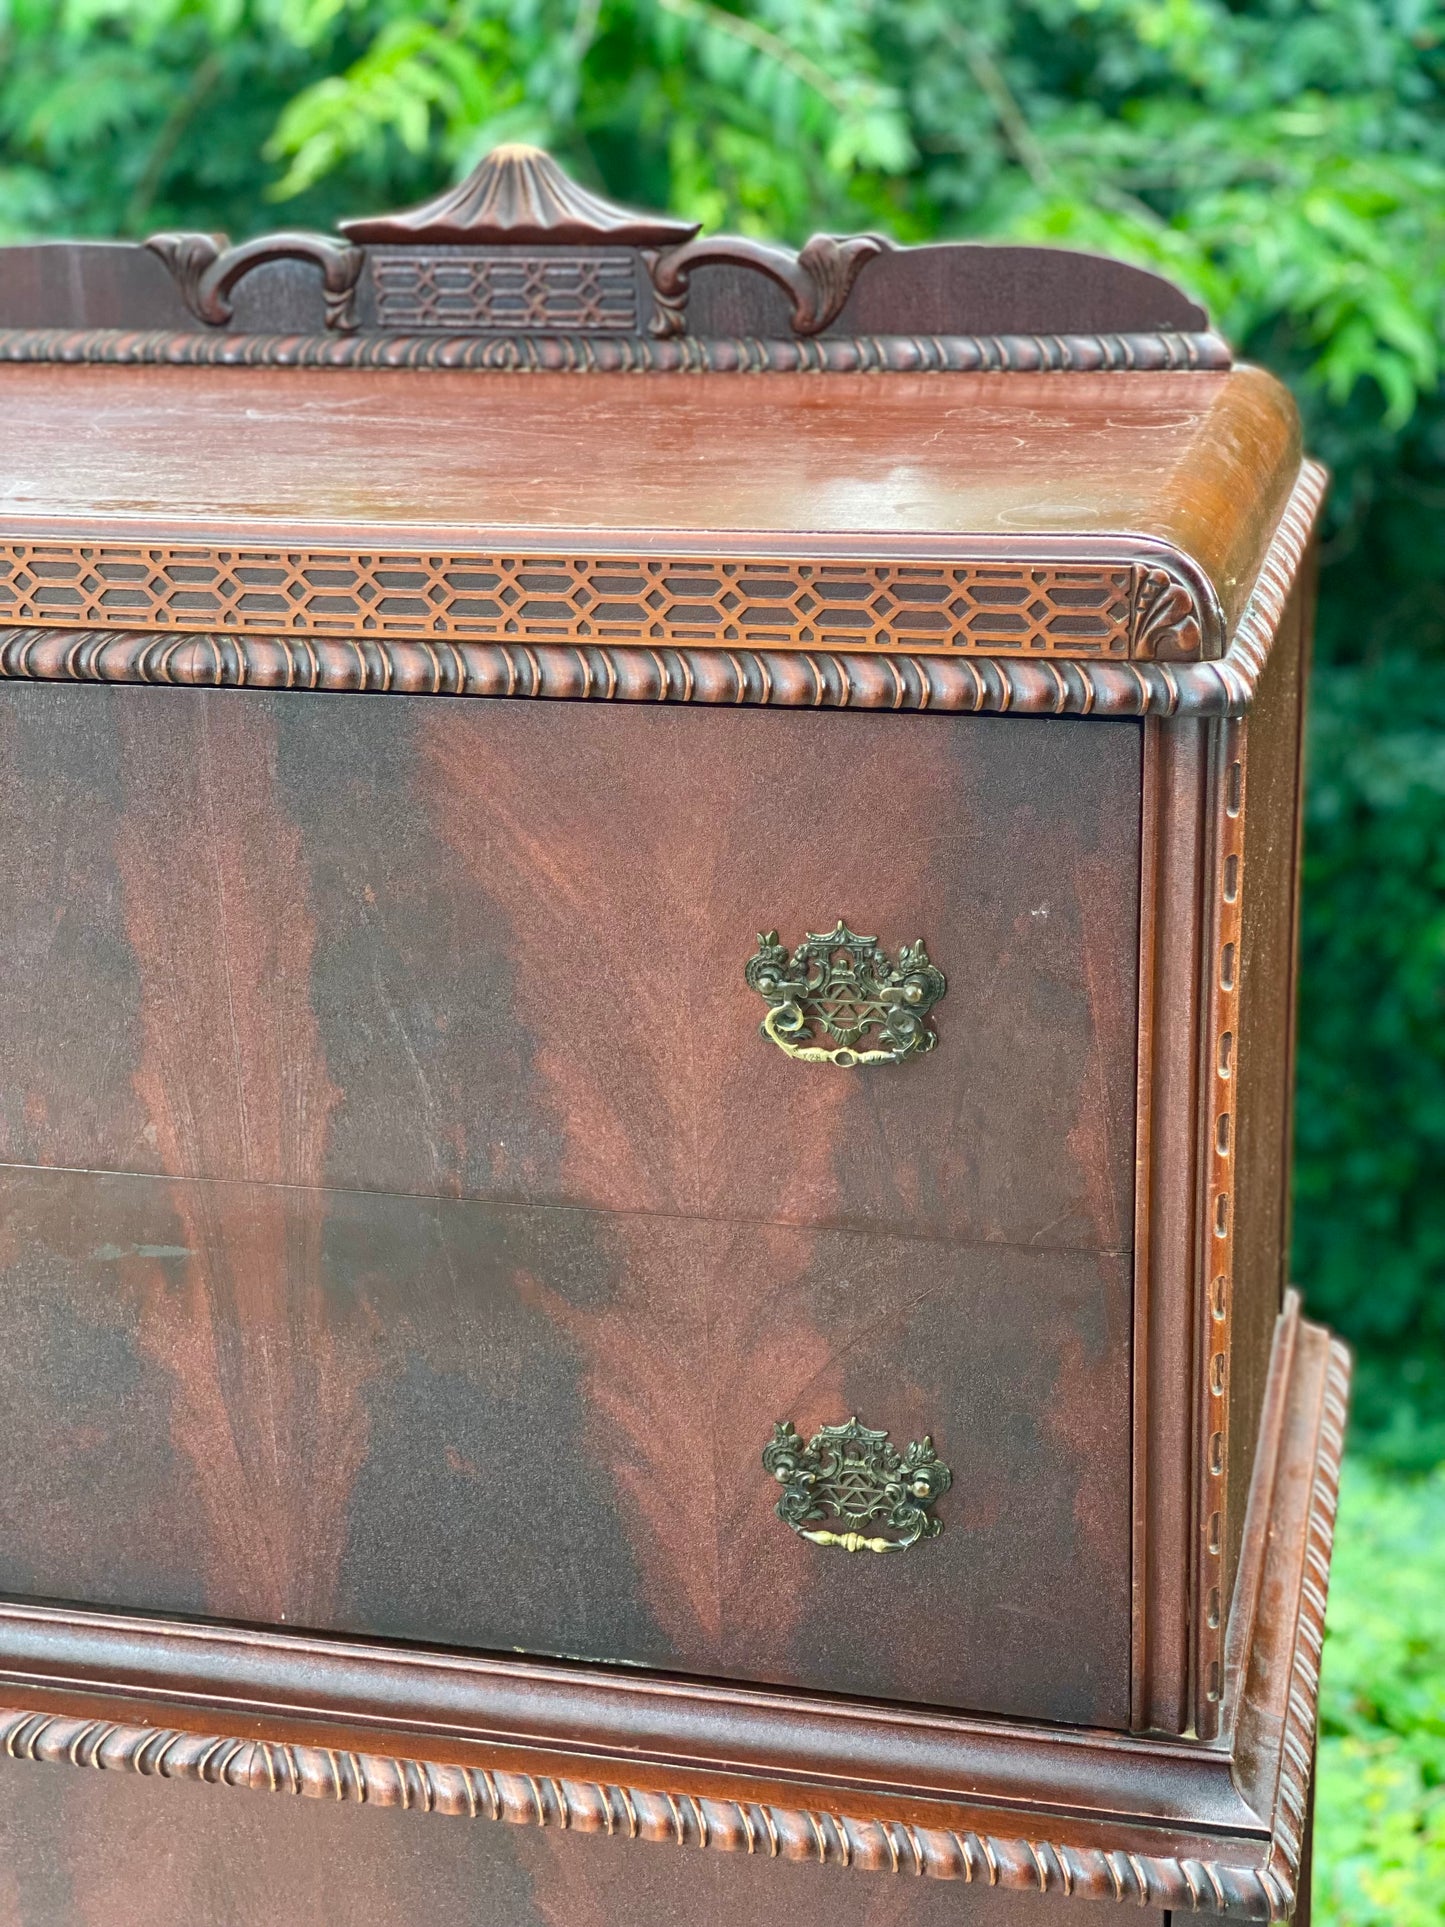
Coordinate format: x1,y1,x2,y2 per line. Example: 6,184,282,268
0,361,1297,641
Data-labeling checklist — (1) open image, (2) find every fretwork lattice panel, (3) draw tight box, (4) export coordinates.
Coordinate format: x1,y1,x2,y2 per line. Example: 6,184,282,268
371,250,641,333
0,544,1136,656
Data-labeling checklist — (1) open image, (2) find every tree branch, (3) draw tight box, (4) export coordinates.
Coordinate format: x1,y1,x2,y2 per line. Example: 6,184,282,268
657,0,857,120
940,22,1051,189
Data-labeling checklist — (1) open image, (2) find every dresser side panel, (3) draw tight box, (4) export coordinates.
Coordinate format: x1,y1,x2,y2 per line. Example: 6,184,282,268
1223,568,1311,1601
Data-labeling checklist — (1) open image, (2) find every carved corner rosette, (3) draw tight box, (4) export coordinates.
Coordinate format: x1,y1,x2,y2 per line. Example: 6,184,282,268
645,231,888,338
146,230,364,332
763,1417,952,1553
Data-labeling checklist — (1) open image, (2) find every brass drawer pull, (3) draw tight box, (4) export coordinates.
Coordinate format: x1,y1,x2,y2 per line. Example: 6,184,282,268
763,1418,952,1553
744,922,945,1067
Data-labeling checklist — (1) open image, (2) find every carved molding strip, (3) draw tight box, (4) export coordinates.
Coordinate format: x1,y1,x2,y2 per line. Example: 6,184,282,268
0,1705,1283,1917
0,548,1144,657
0,325,1232,375
1265,1337,1349,1899
1213,460,1327,705
0,462,1326,718
1188,455,1326,1733
0,629,1255,715
1197,700,1249,1739
0,628,1179,709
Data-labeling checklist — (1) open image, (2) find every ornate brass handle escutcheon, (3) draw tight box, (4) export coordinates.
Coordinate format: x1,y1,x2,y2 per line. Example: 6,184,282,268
744,922,945,1066
762,1418,952,1553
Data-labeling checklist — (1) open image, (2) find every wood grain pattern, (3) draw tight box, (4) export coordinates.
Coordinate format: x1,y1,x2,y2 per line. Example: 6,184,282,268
0,442,1329,1746
1,685,1143,1244
0,138,1338,1913
0,676,1141,1717
111,697,374,1628
0,1164,1132,1719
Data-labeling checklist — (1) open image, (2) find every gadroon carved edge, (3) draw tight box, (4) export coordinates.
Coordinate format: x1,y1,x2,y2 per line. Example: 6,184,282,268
1262,1336,1350,1903
0,1337,1346,1921
0,463,1326,718
0,326,1232,375
0,1707,1272,1917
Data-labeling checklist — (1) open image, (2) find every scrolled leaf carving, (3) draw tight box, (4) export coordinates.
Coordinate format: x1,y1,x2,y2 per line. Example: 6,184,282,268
146,230,364,331
796,234,887,332
1132,565,1205,660
647,232,889,338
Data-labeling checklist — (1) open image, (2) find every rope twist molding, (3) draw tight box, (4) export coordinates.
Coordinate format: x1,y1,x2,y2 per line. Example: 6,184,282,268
0,1705,1287,1918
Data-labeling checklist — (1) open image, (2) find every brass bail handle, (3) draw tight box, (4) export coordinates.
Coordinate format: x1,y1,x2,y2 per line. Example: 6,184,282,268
762,1419,952,1553
745,922,945,1067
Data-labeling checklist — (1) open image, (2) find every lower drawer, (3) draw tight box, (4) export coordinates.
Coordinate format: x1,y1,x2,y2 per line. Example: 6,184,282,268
0,1161,1131,1726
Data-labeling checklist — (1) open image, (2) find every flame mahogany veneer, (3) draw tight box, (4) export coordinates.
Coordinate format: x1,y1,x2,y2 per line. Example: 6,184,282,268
0,148,1343,1923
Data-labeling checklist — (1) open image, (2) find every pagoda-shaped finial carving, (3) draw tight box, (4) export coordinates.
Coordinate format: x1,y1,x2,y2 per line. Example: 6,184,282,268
339,144,700,248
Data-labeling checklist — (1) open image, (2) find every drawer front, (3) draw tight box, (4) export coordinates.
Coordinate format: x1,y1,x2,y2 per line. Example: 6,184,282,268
0,683,1139,1726
0,1166,1130,1724
0,684,1139,1249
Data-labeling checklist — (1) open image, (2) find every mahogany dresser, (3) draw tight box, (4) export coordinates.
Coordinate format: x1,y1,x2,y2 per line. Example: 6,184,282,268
0,148,1347,1925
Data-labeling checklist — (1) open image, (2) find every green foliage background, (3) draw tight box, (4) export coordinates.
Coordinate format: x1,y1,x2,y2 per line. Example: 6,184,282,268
1320,1462,1445,1924
1,2,1442,1917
